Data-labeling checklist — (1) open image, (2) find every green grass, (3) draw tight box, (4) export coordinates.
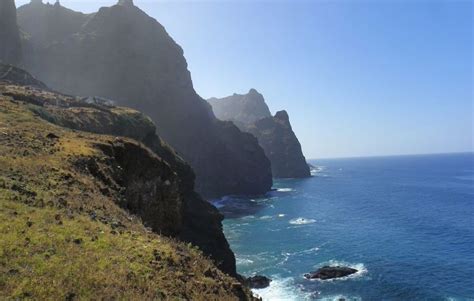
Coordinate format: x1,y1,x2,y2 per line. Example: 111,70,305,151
0,84,253,301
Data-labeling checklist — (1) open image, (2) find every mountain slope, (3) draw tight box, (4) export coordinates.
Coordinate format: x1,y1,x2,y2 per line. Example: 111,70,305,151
17,0,272,198
208,90,311,178
0,64,243,287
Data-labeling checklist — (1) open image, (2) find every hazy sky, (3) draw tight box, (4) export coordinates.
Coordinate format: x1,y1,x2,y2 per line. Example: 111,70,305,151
16,0,473,159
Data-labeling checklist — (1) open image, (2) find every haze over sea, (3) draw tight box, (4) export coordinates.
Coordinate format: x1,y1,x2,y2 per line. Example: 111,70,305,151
214,153,474,300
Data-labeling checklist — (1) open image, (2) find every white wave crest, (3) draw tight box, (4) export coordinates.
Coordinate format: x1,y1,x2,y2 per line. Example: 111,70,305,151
277,188,294,192
236,257,254,266
252,277,311,301
289,217,316,225
318,295,362,301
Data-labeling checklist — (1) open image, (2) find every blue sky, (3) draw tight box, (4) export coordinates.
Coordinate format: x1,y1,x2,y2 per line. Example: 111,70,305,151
17,0,473,159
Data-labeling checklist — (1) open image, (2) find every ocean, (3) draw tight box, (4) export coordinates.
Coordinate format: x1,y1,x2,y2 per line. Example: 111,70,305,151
214,153,474,300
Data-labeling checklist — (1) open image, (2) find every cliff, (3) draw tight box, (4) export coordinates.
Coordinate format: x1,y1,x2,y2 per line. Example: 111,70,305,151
208,90,311,178
0,65,252,299
0,0,22,65
16,0,272,198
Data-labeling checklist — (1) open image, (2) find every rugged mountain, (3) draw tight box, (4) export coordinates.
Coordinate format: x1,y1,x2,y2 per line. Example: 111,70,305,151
208,89,272,126
17,0,272,198
0,0,22,65
208,90,311,178
246,110,311,178
0,63,239,278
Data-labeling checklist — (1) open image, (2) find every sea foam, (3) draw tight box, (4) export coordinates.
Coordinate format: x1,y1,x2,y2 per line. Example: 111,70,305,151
252,277,311,301
277,188,294,192
289,217,316,225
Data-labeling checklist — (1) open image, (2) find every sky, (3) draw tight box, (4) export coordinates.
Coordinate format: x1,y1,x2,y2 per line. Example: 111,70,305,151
16,0,473,159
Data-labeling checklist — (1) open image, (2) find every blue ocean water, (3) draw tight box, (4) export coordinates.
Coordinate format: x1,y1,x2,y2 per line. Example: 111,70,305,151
216,153,474,300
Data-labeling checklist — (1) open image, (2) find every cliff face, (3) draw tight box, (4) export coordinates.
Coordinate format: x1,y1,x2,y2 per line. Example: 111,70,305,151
17,0,272,198
0,0,22,65
0,63,237,276
247,111,311,178
208,90,311,178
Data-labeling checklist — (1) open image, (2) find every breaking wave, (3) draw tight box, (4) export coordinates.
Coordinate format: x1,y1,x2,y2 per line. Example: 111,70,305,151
289,217,316,225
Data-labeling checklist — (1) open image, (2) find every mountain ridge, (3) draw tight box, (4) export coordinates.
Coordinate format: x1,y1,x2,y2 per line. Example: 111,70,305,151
208,90,311,178
16,0,273,198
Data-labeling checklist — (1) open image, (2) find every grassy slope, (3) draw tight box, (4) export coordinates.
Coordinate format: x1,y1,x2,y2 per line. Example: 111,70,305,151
0,85,253,300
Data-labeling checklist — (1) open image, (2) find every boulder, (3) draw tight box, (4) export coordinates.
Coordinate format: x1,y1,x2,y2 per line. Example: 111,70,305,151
245,275,271,289
304,266,358,280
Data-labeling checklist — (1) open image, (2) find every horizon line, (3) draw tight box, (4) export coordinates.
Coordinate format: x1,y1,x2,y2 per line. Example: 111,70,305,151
309,151,474,161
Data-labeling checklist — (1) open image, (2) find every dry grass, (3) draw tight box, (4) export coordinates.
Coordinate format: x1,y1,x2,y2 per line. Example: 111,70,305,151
0,85,254,300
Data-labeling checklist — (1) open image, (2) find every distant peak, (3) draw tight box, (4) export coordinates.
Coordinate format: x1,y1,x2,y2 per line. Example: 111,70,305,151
117,0,134,7
30,0,43,4
248,88,259,95
275,110,289,121
54,0,60,7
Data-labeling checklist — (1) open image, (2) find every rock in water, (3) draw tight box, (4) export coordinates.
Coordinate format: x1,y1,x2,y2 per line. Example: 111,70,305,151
17,1,272,198
208,90,311,178
245,275,272,289
0,0,22,65
304,266,358,280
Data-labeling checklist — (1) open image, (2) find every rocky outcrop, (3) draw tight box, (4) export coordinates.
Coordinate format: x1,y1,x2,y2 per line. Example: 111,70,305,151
208,90,311,178
16,0,272,198
0,64,46,88
0,63,238,276
208,89,272,126
245,275,271,289
0,0,22,65
304,266,358,280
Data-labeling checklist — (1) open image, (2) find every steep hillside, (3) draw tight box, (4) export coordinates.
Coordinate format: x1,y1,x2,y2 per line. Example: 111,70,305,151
208,91,311,178
17,0,272,198
0,65,254,299
0,63,238,276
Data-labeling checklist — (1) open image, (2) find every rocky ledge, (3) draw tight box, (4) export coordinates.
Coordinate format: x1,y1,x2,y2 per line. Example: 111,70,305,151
244,275,272,289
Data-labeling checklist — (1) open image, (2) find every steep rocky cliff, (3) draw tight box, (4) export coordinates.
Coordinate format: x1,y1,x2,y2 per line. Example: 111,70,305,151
0,0,22,65
208,90,311,178
0,64,239,278
17,0,272,198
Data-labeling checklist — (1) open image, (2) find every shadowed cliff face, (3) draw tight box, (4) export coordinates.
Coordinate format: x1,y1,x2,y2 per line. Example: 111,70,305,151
0,0,22,65
16,0,272,198
0,63,238,276
208,90,311,178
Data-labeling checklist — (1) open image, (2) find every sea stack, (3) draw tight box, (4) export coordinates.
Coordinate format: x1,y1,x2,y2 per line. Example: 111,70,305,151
208,90,311,178
0,0,22,65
